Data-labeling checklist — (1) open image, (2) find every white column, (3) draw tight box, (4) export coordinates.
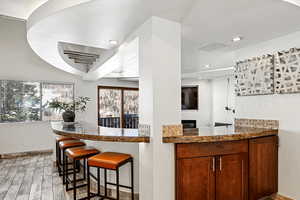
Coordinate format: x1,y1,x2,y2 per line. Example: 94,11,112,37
138,17,181,200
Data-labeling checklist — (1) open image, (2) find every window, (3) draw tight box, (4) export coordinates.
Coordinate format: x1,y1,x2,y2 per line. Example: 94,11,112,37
0,80,74,123
42,83,74,121
98,86,138,128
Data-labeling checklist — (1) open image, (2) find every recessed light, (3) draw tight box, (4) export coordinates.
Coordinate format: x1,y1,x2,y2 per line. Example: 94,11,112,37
232,36,243,42
109,40,118,45
205,64,210,68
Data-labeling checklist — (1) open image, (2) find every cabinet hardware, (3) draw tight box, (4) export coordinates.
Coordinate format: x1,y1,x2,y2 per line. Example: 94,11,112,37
212,157,215,172
219,156,222,171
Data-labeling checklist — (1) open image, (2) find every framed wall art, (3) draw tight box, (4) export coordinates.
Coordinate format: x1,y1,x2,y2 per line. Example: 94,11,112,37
274,48,300,94
235,55,274,96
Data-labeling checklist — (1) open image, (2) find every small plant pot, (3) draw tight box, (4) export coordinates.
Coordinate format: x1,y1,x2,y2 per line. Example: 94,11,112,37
62,111,75,122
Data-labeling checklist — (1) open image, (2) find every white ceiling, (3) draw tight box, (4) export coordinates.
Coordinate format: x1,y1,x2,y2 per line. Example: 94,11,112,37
182,0,300,51
0,0,47,19
3,0,300,78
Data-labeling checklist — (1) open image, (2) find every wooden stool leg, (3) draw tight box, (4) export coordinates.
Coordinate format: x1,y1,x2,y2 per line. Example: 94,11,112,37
87,165,91,200
131,159,134,200
116,168,119,200
73,159,77,200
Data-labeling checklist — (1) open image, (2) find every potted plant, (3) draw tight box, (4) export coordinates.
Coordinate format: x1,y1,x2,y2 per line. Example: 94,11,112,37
48,96,91,122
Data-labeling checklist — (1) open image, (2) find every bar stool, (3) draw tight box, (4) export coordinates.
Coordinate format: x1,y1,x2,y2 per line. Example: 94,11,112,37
59,140,86,184
55,136,76,175
87,152,134,200
65,146,101,200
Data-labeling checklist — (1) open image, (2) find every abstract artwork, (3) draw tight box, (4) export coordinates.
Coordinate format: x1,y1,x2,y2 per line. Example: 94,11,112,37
274,48,300,94
235,55,274,96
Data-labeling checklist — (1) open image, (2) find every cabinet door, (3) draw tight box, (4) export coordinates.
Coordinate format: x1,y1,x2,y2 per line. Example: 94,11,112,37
177,157,215,200
216,153,248,200
249,136,278,200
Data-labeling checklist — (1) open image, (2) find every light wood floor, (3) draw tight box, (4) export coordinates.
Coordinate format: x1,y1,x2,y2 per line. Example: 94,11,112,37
0,153,289,200
0,153,86,200
0,153,135,200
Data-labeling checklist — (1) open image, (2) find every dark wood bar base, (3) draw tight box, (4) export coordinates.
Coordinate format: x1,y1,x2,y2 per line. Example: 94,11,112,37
176,135,278,200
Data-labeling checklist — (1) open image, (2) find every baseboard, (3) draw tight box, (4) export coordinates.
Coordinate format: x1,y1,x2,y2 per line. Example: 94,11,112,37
273,194,295,200
261,194,295,200
0,149,53,159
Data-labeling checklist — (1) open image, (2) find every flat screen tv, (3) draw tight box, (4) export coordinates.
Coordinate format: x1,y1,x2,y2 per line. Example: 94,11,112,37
182,86,198,110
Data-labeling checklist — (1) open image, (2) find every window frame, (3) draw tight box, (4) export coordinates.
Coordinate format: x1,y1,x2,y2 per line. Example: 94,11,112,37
97,85,138,128
0,79,74,123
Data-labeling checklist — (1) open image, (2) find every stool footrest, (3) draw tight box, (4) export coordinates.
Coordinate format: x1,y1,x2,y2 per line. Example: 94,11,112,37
66,177,86,184
106,182,132,189
59,167,79,176
66,183,87,191
77,193,98,200
89,192,117,200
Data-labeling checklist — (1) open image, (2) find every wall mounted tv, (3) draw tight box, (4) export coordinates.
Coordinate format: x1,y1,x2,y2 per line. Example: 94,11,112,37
182,86,198,110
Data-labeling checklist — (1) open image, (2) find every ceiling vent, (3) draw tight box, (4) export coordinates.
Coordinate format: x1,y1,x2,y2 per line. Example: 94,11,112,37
58,42,106,73
198,43,227,52
63,50,99,66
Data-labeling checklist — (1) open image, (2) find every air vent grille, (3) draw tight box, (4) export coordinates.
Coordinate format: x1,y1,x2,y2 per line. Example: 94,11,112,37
198,43,227,51
63,50,100,66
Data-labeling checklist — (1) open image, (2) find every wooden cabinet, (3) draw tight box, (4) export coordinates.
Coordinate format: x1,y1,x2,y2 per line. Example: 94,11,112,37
177,157,215,200
176,136,278,200
249,136,278,200
216,153,248,200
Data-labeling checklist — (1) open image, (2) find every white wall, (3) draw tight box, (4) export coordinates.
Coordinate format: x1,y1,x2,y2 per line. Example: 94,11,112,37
181,79,212,127
233,30,300,200
211,77,235,125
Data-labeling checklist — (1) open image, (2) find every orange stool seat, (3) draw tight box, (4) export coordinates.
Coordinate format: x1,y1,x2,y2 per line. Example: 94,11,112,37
59,140,86,149
66,146,100,159
88,152,132,170
56,136,76,142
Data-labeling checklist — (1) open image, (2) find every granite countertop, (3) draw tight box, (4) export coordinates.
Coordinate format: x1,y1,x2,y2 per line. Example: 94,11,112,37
163,125,278,143
51,122,150,143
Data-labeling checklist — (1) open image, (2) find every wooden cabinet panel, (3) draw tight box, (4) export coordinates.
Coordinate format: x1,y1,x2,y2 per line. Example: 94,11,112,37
216,153,248,200
175,136,278,200
249,136,278,200
176,140,248,159
176,157,215,200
